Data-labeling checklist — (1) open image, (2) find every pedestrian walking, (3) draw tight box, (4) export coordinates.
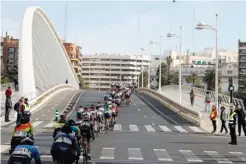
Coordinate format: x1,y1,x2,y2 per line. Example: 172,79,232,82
210,105,218,133
204,92,211,112
228,105,237,145
65,79,68,84
219,106,228,134
235,105,246,136
190,89,195,107
5,96,12,122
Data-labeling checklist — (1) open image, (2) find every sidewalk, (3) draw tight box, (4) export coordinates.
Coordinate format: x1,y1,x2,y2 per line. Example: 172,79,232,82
161,87,231,135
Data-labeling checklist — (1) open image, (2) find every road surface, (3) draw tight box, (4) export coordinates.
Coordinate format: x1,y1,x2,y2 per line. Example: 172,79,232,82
1,91,246,163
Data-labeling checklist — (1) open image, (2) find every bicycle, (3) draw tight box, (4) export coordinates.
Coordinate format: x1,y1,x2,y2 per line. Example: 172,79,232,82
104,117,109,134
81,134,89,164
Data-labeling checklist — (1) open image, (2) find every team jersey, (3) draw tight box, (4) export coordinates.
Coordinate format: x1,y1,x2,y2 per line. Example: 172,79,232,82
53,122,65,129
70,125,81,137
10,145,41,162
13,123,33,137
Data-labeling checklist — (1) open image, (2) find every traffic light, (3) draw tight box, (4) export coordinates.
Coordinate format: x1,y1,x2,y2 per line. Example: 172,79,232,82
229,77,233,86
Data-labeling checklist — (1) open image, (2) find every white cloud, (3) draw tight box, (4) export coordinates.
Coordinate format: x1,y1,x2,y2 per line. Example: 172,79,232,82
1,18,21,38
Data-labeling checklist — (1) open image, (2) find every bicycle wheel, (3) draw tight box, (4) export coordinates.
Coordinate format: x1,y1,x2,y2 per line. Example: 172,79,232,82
82,143,88,164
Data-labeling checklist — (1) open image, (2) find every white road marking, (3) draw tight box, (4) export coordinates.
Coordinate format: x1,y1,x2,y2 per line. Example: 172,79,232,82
129,124,139,132
52,107,55,109
144,125,156,132
35,118,39,121
113,124,122,131
154,149,173,161
159,125,171,132
204,151,232,163
144,115,147,118
44,122,55,128
0,145,9,153
189,126,203,133
32,121,44,128
99,147,115,159
131,99,136,105
137,94,178,124
128,148,143,160
174,126,188,133
179,150,203,162
137,109,140,111
229,152,246,162
41,114,45,116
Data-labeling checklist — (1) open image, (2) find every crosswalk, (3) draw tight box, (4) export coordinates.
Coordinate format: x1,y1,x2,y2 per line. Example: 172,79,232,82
3,121,207,134
1,144,246,163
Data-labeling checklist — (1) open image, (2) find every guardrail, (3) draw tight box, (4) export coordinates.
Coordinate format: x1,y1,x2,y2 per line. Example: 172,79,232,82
28,84,76,110
137,88,202,126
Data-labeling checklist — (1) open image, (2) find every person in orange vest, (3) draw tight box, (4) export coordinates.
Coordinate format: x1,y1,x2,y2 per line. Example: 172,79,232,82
210,105,218,134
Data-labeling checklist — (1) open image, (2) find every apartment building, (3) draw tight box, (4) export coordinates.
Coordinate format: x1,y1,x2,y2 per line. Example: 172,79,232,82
1,32,19,76
81,54,150,90
62,42,82,77
238,40,246,91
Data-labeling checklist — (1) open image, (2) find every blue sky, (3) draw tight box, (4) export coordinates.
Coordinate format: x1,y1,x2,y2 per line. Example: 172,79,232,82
1,0,246,55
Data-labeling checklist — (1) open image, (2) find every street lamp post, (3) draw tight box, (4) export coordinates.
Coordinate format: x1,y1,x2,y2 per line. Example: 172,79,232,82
195,14,219,110
167,27,183,104
140,48,144,87
159,36,162,92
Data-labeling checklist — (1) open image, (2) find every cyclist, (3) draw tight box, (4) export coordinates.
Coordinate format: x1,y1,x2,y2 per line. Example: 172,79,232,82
96,107,104,130
8,136,42,164
76,106,84,118
67,119,81,162
96,102,102,110
78,113,93,160
50,123,80,164
103,105,112,130
111,104,117,124
53,114,66,138
10,111,33,154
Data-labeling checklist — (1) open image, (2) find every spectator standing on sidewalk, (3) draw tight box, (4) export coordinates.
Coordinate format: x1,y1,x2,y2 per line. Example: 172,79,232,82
5,96,12,122
14,97,25,124
5,86,12,99
235,105,246,136
219,106,228,134
228,105,237,145
190,89,195,107
204,92,211,112
210,105,218,133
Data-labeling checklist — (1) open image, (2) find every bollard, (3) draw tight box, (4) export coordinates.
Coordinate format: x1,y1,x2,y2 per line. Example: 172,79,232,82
55,109,59,121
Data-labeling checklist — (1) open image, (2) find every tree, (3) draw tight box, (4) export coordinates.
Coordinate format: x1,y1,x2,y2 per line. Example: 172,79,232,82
186,72,201,86
156,56,178,86
138,71,148,87
203,69,221,92
77,75,88,89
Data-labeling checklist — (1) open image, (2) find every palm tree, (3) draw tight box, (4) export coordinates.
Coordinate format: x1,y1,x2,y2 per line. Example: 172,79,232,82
203,69,221,91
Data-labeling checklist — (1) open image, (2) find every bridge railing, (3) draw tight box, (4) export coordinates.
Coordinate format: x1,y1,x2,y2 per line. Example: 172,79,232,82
137,88,202,126
180,85,245,111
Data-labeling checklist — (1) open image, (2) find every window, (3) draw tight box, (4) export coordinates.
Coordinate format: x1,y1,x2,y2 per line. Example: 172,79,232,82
155,58,159,60
70,47,73,51
192,61,196,64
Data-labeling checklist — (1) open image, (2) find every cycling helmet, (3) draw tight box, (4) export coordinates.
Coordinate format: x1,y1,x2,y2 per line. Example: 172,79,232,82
21,137,34,145
67,119,76,126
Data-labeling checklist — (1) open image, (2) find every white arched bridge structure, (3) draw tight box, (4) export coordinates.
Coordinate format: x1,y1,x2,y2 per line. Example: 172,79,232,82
19,6,79,98
1,7,79,110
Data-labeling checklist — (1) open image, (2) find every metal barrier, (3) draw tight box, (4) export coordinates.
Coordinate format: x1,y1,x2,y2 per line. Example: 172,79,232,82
162,85,245,111
137,88,202,126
